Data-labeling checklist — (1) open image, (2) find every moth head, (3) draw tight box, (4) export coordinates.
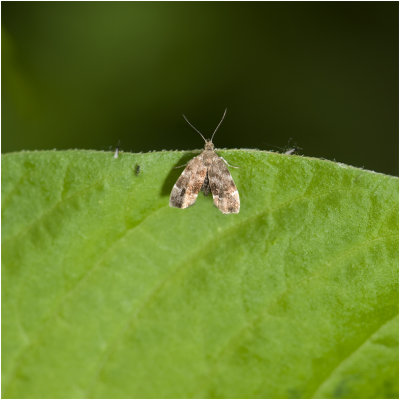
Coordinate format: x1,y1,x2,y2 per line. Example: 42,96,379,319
204,140,215,151
182,108,227,148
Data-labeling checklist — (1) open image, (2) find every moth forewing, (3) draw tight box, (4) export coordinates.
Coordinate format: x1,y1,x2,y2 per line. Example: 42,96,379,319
169,155,207,209
208,155,240,214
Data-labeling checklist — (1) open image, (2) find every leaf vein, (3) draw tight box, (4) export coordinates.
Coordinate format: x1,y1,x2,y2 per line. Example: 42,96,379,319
4,203,169,387
84,186,371,395
310,313,399,398
203,233,397,395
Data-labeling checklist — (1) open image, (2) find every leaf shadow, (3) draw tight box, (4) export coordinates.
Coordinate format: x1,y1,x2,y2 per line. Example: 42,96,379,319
160,151,200,197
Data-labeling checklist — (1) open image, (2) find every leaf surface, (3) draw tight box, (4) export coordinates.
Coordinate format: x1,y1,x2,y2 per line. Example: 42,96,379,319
2,150,398,398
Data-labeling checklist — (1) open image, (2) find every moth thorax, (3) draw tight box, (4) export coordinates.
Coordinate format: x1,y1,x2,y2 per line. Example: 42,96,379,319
204,140,215,151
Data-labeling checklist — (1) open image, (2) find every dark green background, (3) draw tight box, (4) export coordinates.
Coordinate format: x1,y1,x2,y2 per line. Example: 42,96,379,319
2,2,398,175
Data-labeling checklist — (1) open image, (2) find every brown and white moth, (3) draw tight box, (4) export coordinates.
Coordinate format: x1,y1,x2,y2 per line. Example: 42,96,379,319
169,109,240,214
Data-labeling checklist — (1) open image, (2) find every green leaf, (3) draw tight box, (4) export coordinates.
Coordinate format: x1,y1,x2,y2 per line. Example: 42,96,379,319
2,149,398,399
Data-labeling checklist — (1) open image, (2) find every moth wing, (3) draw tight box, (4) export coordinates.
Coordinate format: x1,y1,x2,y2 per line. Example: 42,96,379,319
208,156,240,214
169,155,207,209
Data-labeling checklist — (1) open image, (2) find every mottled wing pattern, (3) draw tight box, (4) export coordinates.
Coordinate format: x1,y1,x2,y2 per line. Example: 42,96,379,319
208,155,240,214
169,155,207,209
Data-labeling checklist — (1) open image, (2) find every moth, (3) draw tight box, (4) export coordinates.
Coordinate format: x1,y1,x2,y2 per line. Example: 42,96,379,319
169,109,240,214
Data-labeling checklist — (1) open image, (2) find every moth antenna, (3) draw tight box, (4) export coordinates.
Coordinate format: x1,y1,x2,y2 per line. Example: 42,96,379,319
182,114,207,143
211,108,227,142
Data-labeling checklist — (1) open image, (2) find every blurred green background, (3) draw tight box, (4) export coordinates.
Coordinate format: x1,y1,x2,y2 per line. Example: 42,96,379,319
2,2,398,175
